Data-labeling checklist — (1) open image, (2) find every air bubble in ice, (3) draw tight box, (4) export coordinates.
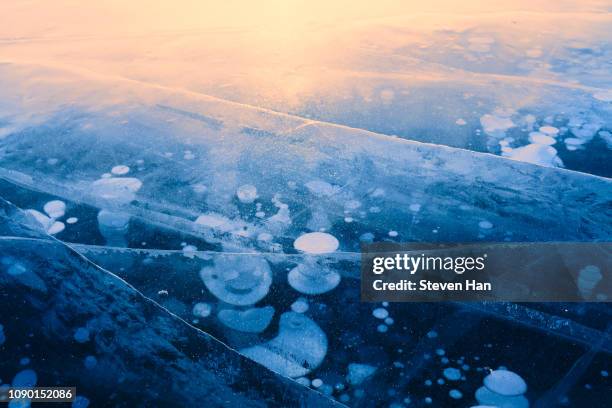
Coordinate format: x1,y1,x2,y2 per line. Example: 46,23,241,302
74,327,90,343
47,221,65,235
475,386,529,408
218,306,275,333
240,312,327,378
346,363,377,385
66,217,78,224
483,369,527,396
200,256,272,306
291,298,309,313
305,180,336,197
288,261,341,295
236,184,258,203
372,308,389,319
91,177,142,203
293,232,339,254
43,200,66,218
479,220,493,229
443,367,462,381
111,165,130,175
12,369,37,387
97,210,130,246
192,302,212,318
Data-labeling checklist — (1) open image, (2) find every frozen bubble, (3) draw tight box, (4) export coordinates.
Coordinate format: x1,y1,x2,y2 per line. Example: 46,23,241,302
257,232,273,242
347,363,377,385
43,200,66,218
359,232,375,243
218,306,275,333
8,262,27,276
241,312,327,378
436,348,445,356
194,213,240,232
182,245,197,258
478,220,493,229
409,203,421,212
372,308,389,319
236,184,258,203
91,177,142,203
66,217,78,224
72,396,90,408
288,261,341,295
483,369,527,396
26,209,52,229
425,397,432,404
443,367,462,381
84,355,97,369
111,165,130,175
578,265,602,298
480,114,514,137
47,221,65,235
528,133,556,145
539,126,559,136
344,200,361,210
449,389,462,399
12,369,37,387
311,378,323,388
456,118,467,126
291,298,309,314
97,210,130,246
377,324,388,333
305,180,337,197
601,370,608,377
427,330,438,338
384,317,394,325
294,232,339,254
74,327,90,343
192,302,212,318
475,386,529,408
200,256,272,306
388,230,398,237
504,143,562,168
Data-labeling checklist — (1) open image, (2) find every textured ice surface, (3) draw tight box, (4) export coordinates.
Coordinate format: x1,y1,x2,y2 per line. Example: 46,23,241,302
0,32,610,406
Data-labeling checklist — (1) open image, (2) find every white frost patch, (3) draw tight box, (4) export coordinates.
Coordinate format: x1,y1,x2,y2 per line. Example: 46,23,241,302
294,232,339,254
236,184,258,203
43,200,66,218
111,165,130,175
74,327,90,343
